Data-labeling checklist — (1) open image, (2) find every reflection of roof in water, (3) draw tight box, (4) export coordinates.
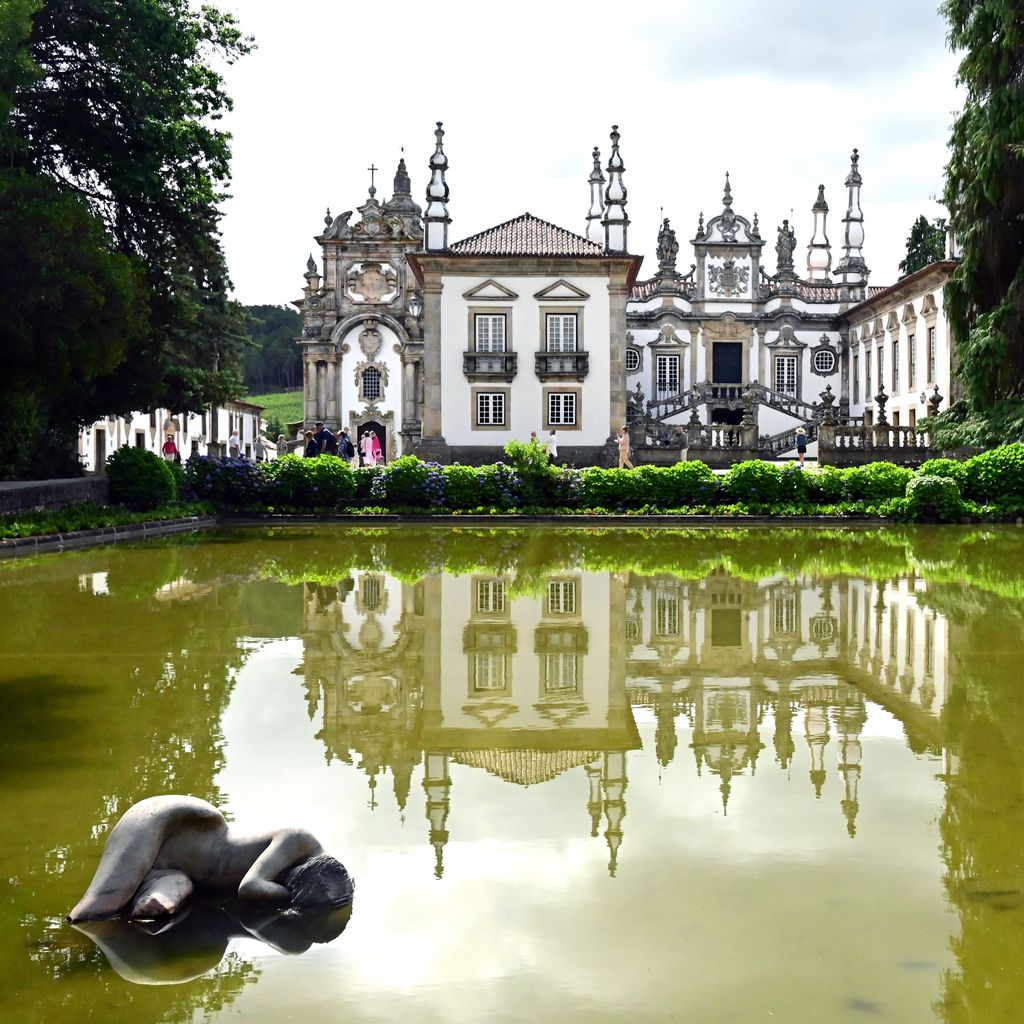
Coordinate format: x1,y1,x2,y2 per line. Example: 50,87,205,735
451,748,601,787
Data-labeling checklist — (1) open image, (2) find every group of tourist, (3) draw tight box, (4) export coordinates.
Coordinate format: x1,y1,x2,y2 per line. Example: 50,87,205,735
302,421,384,467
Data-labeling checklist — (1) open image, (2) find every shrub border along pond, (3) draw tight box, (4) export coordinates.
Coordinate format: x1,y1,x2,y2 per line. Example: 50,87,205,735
2,443,1023,547
184,442,1024,524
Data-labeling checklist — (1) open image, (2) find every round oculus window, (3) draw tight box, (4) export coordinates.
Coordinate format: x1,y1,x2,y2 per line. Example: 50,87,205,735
813,349,836,374
625,348,641,372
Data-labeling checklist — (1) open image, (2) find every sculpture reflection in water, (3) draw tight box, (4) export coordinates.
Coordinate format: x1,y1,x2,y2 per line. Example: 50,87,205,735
73,900,352,985
298,564,948,875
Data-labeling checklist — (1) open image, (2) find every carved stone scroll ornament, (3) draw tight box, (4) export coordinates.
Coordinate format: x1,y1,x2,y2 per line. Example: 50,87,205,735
353,360,390,388
323,210,353,240
346,262,398,304
358,323,383,360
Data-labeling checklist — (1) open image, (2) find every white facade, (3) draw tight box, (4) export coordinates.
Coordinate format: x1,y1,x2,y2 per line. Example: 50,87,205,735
845,263,956,429
76,400,269,473
437,274,612,449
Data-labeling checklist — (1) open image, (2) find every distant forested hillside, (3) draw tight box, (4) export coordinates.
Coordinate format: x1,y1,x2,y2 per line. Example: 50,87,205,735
242,304,302,392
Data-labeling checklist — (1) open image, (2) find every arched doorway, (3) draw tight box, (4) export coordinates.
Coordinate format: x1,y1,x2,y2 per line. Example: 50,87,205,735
357,421,387,466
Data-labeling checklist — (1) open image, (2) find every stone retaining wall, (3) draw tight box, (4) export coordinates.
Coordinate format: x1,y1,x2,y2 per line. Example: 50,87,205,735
0,516,216,559
0,476,108,513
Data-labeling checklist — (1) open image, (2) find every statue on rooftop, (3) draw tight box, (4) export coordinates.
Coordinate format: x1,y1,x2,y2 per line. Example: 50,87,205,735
656,218,679,275
776,220,797,275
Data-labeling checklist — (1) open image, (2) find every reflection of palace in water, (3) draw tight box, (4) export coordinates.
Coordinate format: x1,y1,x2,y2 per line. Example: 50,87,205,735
298,567,949,875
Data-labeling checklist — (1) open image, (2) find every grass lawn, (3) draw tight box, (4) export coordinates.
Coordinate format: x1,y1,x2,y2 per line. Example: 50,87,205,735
248,390,303,431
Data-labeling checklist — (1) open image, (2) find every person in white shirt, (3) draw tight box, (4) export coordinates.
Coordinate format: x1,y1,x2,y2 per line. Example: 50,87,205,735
545,430,558,463
228,429,241,458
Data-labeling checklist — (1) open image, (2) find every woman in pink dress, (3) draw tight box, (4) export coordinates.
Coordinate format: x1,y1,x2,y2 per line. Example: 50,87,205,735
370,433,383,465
359,431,373,467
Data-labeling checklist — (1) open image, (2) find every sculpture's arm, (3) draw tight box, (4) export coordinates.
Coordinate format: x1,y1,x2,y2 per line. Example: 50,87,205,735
237,829,322,905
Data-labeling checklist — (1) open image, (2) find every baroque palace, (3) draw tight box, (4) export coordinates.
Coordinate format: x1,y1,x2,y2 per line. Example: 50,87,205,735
295,124,957,466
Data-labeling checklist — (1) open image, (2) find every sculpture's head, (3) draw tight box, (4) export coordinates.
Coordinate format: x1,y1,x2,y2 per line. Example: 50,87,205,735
282,854,354,911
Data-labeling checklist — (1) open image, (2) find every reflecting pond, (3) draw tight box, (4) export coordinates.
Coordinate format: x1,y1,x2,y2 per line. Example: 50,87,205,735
2,525,1024,1023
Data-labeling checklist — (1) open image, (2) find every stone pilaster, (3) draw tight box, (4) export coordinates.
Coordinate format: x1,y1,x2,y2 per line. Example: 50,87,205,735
608,273,629,436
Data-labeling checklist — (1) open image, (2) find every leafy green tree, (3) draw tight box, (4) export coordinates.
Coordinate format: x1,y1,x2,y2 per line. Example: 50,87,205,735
241,304,303,393
0,173,149,477
0,0,253,478
941,0,1024,414
898,214,948,277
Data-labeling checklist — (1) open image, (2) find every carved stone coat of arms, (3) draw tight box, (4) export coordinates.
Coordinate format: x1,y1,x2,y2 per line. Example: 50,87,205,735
707,258,750,297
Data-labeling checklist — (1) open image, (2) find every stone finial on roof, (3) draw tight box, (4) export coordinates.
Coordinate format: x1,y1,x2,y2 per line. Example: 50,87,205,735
586,146,605,243
807,185,832,281
305,252,316,275
601,124,629,253
837,148,869,289
424,121,451,252
393,156,411,196
324,207,332,228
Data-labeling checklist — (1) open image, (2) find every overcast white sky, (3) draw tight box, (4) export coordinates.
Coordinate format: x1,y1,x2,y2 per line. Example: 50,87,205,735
216,0,961,307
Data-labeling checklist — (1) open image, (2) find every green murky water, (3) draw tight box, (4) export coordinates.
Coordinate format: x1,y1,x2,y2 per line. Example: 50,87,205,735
2,525,1024,1023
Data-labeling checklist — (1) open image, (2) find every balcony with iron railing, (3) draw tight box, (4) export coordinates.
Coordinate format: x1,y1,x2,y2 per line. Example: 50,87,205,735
463,350,518,382
535,351,589,381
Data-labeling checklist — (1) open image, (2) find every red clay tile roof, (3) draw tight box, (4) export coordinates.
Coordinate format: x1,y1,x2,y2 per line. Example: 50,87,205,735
449,212,605,257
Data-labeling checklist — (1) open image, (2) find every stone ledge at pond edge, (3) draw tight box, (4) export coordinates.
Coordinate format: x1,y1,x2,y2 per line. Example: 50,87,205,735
0,516,217,559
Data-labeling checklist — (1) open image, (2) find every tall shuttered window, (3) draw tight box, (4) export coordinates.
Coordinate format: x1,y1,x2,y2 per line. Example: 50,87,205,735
546,314,578,352
655,355,680,399
475,314,507,352
774,355,797,396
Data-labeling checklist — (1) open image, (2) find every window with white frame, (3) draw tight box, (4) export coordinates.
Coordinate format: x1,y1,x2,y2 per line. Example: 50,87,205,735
928,326,936,381
853,354,859,400
548,392,577,426
547,579,577,615
543,653,578,693
362,365,382,401
866,352,873,401
476,578,505,614
625,347,641,372
475,314,507,352
476,392,506,426
546,314,578,352
892,340,900,394
877,347,885,390
655,592,679,636
774,355,797,396
772,593,796,634
473,652,507,691
655,354,680,398
908,334,916,389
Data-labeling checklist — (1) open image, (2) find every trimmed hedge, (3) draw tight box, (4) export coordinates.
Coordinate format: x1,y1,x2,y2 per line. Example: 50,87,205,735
170,445,1024,522
107,446,177,509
